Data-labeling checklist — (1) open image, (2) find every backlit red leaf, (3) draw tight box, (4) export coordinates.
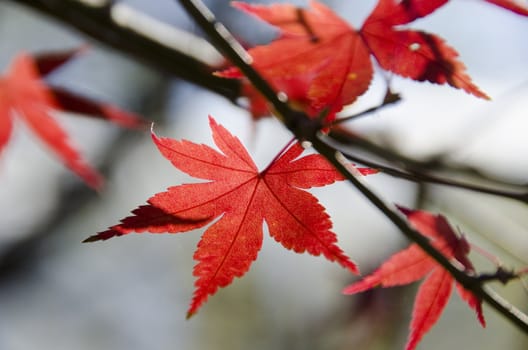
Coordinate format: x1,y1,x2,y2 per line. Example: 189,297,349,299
361,1,489,99
86,116,377,316
343,207,484,350
223,0,487,118
224,1,373,116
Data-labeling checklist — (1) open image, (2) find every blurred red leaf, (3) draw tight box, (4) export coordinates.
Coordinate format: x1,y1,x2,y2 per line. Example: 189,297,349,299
0,49,146,189
343,206,485,350
85,116,377,317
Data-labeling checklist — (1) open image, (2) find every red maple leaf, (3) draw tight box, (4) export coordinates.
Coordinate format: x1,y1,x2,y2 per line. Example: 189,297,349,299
84,116,377,317
220,0,487,118
343,206,485,350
0,48,145,189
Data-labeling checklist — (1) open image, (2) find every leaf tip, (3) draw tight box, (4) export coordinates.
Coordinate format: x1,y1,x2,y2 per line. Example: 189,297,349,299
470,86,491,101
342,277,377,295
346,261,361,275
207,114,217,126
150,123,161,144
82,235,101,243
83,228,122,243
83,169,105,192
395,204,412,216
231,1,250,12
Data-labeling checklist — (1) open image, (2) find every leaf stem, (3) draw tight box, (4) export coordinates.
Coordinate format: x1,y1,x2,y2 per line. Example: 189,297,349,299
176,0,528,333
327,89,401,126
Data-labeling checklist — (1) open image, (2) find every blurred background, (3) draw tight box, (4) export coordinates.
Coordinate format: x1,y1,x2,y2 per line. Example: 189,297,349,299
0,0,527,349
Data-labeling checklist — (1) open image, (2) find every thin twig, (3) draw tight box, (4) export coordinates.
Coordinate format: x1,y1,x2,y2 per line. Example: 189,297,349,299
334,145,528,202
476,267,520,284
328,89,401,125
330,128,528,194
176,0,528,333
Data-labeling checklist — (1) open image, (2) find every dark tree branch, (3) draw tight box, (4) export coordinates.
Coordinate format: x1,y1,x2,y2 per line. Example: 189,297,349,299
175,0,528,333
7,0,241,102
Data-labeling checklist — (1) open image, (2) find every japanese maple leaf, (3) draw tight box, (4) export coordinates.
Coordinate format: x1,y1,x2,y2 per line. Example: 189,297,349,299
0,49,145,189
84,116,377,317
360,0,487,100
343,206,485,350
220,0,373,116
220,0,487,118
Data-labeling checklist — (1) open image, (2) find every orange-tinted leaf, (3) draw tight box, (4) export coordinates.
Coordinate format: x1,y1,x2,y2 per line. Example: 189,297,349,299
484,0,528,15
0,50,145,189
225,1,373,115
344,207,484,350
87,116,377,316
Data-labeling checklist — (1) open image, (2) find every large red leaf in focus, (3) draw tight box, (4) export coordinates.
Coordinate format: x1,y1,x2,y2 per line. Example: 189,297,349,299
85,116,377,317
0,49,145,189
343,206,485,350
221,0,488,118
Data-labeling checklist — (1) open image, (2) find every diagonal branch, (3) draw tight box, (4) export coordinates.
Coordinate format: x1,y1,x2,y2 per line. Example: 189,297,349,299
7,0,240,102
176,0,528,333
